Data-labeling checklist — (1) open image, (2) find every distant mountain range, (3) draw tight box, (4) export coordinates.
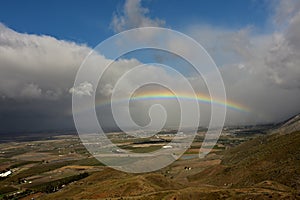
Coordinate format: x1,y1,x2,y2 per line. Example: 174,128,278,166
271,113,300,135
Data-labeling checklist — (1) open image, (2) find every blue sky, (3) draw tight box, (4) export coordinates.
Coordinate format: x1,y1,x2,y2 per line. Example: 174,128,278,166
0,0,270,47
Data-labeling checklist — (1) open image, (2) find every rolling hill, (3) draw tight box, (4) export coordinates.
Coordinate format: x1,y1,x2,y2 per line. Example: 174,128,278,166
35,114,300,200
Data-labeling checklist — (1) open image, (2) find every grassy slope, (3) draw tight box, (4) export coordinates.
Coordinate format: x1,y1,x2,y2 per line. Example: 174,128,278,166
189,131,300,189
39,168,183,200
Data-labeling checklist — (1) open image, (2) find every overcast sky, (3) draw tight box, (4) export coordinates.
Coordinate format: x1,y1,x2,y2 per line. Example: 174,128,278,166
0,0,300,132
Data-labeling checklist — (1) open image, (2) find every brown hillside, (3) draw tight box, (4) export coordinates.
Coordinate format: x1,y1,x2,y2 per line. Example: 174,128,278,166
189,131,300,190
39,168,183,199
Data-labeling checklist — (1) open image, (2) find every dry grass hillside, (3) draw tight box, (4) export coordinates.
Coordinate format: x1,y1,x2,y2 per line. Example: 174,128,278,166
189,131,300,191
30,114,300,199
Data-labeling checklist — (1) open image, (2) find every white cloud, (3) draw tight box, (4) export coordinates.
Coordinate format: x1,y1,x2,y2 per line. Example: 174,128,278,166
99,83,113,97
272,0,300,26
20,83,42,99
186,1,300,124
0,23,90,100
110,0,165,32
69,81,94,97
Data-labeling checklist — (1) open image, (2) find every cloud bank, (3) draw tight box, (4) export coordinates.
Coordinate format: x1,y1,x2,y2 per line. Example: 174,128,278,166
0,0,300,132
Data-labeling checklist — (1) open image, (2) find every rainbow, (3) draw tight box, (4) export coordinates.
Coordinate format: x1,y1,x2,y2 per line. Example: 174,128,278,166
95,91,250,112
